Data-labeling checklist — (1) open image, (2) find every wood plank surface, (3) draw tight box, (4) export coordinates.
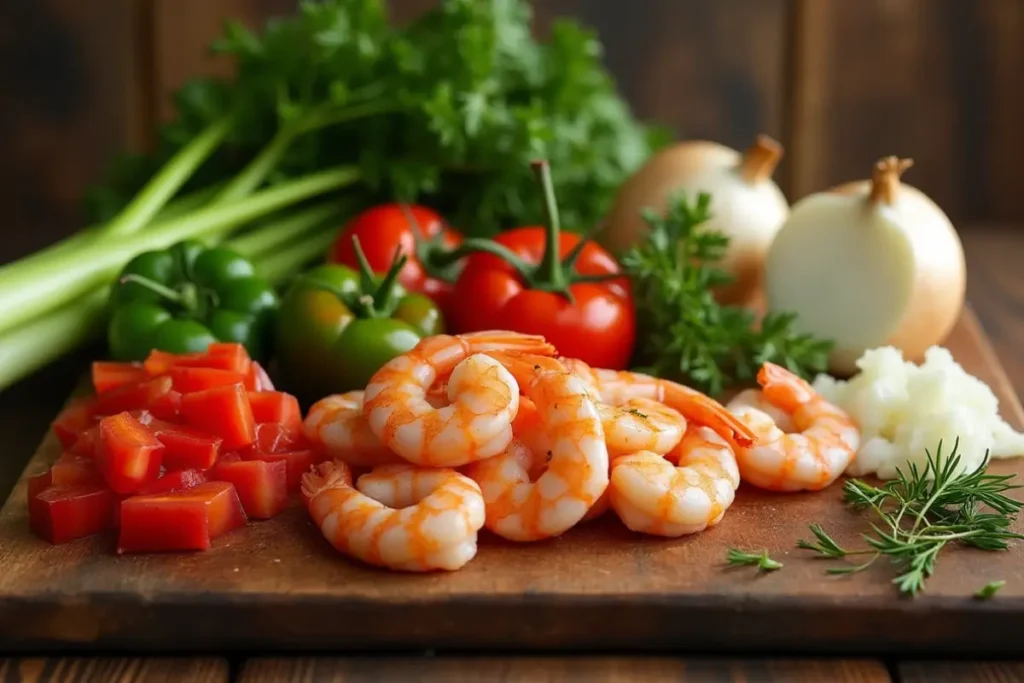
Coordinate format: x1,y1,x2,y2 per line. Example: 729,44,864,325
0,657,228,682
0,309,1021,655
787,0,1024,223
238,657,892,682
899,661,1024,683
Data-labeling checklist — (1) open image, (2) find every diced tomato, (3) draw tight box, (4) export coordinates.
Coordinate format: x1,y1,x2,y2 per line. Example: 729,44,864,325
51,398,98,449
169,366,247,394
117,481,247,553
51,452,105,487
247,392,302,432
217,451,242,465
148,390,182,421
96,412,164,494
203,343,252,374
136,469,207,496
92,361,148,394
143,349,198,376
70,425,100,457
209,459,288,519
145,344,252,376
243,361,275,391
246,449,316,493
180,383,256,451
93,376,173,417
250,422,308,454
29,485,117,544
146,418,222,471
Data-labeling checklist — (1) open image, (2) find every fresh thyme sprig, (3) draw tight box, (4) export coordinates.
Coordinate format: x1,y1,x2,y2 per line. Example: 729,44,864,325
796,438,1024,597
725,547,783,572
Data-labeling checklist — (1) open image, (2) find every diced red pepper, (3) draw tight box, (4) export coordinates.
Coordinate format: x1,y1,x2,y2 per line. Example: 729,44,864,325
148,390,182,421
247,392,302,432
179,383,256,451
136,469,207,496
144,344,252,376
29,484,117,544
169,366,247,394
244,361,275,391
116,481,247,553
51,452,105,485
143,350,198,376
92,361,148,394
51,398,98,449
93,376,173,417
27,472,52,501
249,422,308,455
217,451,242,465
246,449,316,493
96,412,164,494
70,425,100,457
146,418,222,471
209,459,288,519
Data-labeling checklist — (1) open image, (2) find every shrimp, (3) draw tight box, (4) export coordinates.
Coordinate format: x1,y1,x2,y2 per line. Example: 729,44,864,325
599,398,686,458
303,392,404,468
726,362,860,492
608,424,740,537
559,358,757,450
301,460,485,572
464,353,608,541
363,331,556,467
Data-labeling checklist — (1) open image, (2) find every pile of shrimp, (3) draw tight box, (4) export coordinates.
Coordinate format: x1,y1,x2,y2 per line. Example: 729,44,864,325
300,331,861,573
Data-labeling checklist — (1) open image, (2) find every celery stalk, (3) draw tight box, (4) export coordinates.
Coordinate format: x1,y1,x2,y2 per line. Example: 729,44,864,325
0,167,359,336
254,225,338,284
226,201,344,259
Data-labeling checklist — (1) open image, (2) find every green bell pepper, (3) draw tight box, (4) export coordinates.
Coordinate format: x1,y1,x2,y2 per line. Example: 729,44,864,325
107,239,279,362
275,236,444,403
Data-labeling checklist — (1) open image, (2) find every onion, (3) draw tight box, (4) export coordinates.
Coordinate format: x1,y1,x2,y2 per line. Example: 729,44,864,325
764,156,966,376
602,135,790,304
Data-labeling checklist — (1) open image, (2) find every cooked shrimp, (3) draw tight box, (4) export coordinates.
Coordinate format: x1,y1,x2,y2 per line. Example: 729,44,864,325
609,424,740,537
465,353,608,542
301,460,485,572
560,358,757,449
726,362,860,492
363,331,556,467
303,392,404,468
599,398,686,458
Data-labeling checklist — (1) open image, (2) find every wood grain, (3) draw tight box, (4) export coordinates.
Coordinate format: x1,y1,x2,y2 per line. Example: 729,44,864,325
0,310,1021,656
899,661,1024,683
0,657,228,682
787,0,1024,222
238,657,892,682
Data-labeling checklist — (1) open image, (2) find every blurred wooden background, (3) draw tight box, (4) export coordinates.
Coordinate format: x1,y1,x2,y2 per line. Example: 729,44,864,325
2,0,1022,265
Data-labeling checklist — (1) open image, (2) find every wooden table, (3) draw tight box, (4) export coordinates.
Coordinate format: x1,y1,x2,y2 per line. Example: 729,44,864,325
1,225,1022,682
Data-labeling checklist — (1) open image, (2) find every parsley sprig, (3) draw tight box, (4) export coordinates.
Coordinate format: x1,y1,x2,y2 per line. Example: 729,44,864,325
797,438,1024,597
620,192,833,397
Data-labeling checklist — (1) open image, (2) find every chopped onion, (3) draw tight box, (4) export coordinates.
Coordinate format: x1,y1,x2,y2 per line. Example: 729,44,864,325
765,157,966,375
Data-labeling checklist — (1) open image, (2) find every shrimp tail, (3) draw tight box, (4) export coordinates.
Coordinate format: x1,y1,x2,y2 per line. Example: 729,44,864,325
301,459,353,503
457,330,558,357
757,362,816,410
482,351,567,386
662,383,758,449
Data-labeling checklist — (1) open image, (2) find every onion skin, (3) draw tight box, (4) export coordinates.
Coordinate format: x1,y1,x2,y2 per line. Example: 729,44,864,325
766,156,966,376
602,135,789,305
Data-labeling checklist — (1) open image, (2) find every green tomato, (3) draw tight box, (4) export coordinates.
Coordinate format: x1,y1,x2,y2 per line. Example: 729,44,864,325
332,318,422,391
107,302,172,361
393,293,445,336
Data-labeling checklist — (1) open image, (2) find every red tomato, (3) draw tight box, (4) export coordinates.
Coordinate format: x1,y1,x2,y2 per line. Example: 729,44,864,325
136,469,207,496
51,398,98,449
146,418,222,471
179,383,256,451
92,361,148,394
244,361,275,391
117,481,247,553
95,412,164,494
169,366,247,394
245,449,316,493
247,392,302,432
328,204,463,318
209,458,288,519
448,161,635,369
93,376,174,417
29,484,117,544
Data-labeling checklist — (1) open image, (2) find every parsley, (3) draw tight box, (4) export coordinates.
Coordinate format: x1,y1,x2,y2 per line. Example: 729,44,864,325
86,0,670,238
620,192,832,397
725,548,783,572
796,438,1024,597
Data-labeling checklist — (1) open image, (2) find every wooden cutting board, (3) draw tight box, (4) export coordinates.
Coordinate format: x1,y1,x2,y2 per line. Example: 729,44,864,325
1,307,1022,656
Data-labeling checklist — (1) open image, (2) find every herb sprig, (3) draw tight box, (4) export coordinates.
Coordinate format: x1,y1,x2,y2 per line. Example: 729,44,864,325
725,548,783,572
620,192,833,396
797,438,1023,597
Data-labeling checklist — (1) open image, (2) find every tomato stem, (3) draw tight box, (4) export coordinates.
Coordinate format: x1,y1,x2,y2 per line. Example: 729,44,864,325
349,235,407,318
399,203,464,284
531,159,568,296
